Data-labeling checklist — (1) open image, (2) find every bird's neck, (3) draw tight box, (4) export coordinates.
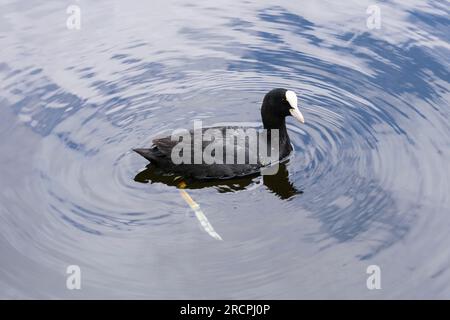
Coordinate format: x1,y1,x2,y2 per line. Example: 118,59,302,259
263,119,292,159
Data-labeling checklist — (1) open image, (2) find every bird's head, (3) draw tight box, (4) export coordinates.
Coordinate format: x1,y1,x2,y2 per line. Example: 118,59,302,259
261,88,305,129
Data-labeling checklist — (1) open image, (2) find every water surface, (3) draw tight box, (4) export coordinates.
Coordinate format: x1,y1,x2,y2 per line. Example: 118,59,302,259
0,0,449,298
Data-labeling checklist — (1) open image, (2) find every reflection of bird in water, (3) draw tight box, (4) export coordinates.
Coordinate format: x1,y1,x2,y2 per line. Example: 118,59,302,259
133,89,305,239
134,161,302,241
134,160,302,200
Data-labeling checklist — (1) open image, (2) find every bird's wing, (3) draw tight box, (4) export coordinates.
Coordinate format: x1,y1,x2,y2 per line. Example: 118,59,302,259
153,127,261,162
140,127,263,179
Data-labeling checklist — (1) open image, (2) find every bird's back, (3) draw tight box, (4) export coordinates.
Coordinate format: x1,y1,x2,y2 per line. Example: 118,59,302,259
134,126,268,180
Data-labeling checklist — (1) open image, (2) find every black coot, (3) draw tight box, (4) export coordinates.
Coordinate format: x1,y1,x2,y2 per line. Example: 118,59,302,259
133,88,305,180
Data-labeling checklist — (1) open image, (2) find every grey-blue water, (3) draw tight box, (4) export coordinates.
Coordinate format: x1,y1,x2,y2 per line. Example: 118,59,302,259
0,0,449,299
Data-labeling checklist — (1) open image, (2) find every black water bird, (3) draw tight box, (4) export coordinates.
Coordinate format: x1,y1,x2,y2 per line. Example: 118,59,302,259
133,88,305,180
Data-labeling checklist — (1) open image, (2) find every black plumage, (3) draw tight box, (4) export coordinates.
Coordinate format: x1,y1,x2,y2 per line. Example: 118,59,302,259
133,88,305,180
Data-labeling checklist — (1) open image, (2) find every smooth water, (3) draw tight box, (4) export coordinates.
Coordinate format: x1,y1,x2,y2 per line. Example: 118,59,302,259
0,0,449,298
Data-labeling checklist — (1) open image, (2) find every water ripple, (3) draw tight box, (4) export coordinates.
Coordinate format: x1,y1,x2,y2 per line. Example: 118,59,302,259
0,0,449,298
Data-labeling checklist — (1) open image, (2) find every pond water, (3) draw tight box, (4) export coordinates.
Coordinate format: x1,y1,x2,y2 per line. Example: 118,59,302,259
0,0,449,298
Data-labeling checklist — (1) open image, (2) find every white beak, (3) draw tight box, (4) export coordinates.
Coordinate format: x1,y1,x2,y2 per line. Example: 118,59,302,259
289,108,305,124
286,90,305,124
